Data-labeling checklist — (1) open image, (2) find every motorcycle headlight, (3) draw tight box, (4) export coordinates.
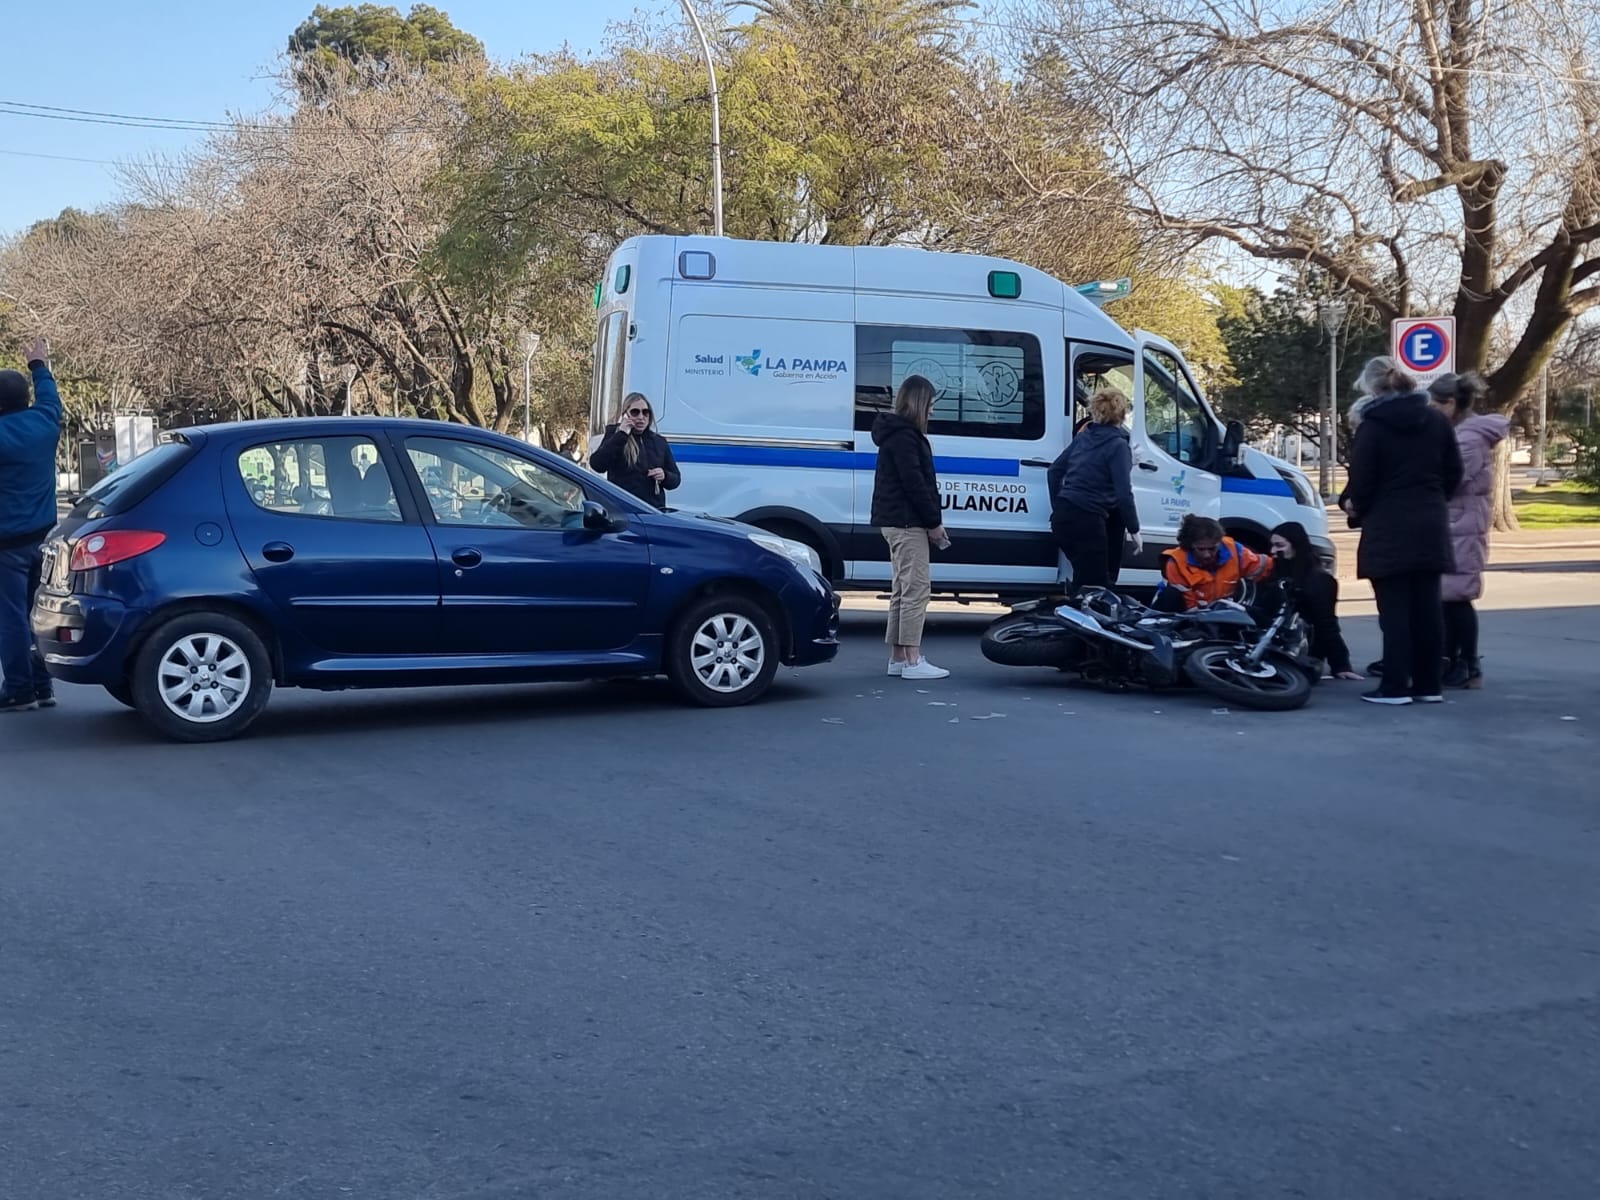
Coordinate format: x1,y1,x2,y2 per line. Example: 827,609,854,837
748,532,823,576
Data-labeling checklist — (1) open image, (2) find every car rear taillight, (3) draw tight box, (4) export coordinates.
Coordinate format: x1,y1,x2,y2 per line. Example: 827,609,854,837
69,530,166,572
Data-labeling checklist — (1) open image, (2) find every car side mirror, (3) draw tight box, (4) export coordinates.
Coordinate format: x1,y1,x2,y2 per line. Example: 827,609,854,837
1222,420,1245,466
582,500,625,533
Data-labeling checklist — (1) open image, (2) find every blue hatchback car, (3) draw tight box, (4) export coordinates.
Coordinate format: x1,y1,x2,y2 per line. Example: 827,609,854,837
32,418,839,741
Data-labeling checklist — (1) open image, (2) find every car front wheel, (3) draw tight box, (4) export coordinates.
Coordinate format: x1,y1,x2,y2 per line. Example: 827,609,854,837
667,594,780,707
130,613,274,742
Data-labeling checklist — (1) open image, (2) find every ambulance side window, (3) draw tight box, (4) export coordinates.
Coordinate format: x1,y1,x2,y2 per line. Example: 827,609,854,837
855,325,1045,440
1072,348,1136,432
1144,349,1211,465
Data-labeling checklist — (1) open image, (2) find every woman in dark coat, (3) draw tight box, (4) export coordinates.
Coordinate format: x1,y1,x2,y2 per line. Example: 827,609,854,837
1046,388,1141,590
590,392,681,509
1343,357,1464,706
1269,521,1359,680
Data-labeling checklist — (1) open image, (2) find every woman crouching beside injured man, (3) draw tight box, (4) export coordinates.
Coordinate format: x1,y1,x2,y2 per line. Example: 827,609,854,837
1153,513,1361,681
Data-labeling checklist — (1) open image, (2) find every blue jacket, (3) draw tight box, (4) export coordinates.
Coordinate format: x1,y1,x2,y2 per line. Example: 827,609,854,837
0,362,63,547
1047,421,1139,533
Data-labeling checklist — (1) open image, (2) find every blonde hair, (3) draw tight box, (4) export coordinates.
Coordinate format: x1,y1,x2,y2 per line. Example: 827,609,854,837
1356,356,1415,397
618,392,652,467
894,374,938,433
1088,388,1128,426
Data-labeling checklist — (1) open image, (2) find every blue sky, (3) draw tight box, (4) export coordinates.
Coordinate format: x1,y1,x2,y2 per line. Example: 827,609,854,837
0,0,676,235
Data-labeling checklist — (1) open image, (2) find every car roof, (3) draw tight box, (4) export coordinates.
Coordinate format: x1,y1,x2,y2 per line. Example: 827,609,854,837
174,415,647,512
176,416,558,456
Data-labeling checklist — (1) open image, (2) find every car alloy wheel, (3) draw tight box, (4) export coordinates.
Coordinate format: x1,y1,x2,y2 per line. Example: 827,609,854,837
690,612,766,695
157,632,254,724
132,612,274,742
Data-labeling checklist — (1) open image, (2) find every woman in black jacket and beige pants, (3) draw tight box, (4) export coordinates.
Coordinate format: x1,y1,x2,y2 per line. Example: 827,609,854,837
870,375,949,681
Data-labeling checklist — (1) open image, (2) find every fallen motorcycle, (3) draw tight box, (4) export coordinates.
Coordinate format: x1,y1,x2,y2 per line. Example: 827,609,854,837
980,584,1315,711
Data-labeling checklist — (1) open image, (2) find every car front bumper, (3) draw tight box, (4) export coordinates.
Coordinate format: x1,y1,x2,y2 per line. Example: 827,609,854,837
785,582,841,667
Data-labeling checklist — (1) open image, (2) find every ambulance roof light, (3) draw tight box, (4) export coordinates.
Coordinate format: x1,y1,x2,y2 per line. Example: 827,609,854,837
1075,277,1133,307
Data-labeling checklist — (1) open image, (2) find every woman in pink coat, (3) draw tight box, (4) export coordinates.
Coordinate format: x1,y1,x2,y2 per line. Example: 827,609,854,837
1428,373,1510,689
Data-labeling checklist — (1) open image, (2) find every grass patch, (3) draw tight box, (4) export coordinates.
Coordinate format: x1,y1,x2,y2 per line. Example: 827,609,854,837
1513,480,1600,529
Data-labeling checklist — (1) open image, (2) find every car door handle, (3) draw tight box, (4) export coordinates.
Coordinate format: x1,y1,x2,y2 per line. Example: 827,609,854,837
451,548,483,568
262,542,295,563
1137,461,1160,472
1020,458,1053,468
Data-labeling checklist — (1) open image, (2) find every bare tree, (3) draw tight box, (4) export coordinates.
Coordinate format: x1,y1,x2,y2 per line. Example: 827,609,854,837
1,62,562,439
1028,0,1600,413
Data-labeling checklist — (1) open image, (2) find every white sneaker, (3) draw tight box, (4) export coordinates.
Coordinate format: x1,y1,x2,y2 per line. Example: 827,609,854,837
901,659,950,681
1362,691,1412,706
887,659,905,677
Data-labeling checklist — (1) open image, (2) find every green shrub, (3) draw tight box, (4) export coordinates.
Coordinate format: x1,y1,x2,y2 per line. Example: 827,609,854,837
1573,426,1600,491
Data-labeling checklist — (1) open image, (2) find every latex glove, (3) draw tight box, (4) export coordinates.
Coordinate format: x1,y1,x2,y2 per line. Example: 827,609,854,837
1126,531,1143,556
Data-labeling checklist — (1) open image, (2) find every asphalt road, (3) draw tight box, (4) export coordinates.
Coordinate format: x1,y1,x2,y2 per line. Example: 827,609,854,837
3,590,1598,1199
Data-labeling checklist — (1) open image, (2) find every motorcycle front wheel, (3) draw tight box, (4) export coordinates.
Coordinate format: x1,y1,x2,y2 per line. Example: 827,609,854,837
1183,646,1313,712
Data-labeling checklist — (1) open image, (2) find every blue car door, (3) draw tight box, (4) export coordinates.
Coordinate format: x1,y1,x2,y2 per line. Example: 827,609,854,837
399,435,652,655
223,431,443,655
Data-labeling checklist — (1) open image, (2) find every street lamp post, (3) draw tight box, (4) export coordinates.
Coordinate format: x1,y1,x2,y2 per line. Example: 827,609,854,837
1535,366,1550,482
519,332,542,444
341,363,359,417
678,0,724,238
1319,299,1349,498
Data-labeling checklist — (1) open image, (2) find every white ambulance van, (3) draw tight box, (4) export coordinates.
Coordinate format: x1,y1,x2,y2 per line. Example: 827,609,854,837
588,236,1331,595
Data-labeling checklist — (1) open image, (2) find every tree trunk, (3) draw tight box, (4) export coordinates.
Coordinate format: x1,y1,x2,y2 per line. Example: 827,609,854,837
1490,436,1519,533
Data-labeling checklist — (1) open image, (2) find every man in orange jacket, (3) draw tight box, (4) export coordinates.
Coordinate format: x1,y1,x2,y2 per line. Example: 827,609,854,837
1154,514,1273,611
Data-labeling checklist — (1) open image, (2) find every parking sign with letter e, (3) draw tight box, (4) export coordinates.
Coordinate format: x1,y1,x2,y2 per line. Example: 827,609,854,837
1391,317,1456,387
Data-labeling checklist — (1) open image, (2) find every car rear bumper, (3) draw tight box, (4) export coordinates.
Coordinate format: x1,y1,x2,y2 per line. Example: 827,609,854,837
31,591,147,684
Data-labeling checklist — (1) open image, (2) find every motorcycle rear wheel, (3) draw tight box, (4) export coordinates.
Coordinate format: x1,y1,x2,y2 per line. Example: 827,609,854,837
1183,646,1312,712
980,613,1084,669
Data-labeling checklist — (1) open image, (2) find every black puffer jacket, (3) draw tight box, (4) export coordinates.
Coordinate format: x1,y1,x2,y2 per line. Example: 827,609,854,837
1344,391,1464,579
590,426,681,509
870,413,941,529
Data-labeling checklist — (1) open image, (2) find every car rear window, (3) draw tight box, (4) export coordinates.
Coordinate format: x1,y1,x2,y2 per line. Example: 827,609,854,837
70,437,198,519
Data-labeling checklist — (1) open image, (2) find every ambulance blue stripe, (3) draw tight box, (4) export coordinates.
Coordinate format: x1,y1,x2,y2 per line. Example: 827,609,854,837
669,443,1021,478
1220,476,1295,497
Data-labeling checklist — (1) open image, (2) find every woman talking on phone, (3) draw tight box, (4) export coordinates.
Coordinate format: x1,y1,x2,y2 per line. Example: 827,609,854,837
590,392,681,509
